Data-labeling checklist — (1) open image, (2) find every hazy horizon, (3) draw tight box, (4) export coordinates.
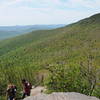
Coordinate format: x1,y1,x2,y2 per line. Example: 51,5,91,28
0,24,66,27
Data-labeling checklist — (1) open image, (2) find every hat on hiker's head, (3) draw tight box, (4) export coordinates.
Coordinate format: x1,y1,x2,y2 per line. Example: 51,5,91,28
7,83,13,89
8,84,12,88
22,79,26,83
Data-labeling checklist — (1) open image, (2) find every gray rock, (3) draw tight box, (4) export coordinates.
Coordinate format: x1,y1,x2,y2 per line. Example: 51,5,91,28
24,92,99,100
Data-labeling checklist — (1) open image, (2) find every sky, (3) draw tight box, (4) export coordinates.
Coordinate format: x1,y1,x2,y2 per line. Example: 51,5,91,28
0,0,100,26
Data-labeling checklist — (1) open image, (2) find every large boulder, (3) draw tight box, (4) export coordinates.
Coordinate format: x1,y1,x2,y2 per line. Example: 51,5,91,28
24,92,99,100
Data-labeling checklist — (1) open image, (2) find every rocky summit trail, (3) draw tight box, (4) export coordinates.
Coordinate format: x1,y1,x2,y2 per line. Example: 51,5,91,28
24,86,100,100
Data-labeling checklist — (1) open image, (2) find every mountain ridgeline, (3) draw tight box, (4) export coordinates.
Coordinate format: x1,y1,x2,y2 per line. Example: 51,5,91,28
0,24,65,40
0,13,100,98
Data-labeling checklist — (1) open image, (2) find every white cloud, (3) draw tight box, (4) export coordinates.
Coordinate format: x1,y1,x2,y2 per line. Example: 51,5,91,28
0,0,100,25
66,0,100,9
1,0,100,9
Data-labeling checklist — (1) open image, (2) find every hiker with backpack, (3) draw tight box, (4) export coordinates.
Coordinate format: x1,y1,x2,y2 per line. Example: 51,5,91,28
6,83,17,100
21,79,32,99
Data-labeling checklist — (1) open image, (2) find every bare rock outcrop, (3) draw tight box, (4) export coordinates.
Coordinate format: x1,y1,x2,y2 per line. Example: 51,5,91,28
24,92,99,100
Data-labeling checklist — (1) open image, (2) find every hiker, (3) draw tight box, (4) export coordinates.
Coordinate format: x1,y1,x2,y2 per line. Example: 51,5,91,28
6,83,17,100
21,79,32,99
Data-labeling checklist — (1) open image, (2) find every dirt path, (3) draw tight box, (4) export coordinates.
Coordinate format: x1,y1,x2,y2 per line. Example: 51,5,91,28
30,86,45,96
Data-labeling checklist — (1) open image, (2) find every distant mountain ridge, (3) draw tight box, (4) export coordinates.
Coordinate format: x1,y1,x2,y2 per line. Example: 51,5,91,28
0,24,65,40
